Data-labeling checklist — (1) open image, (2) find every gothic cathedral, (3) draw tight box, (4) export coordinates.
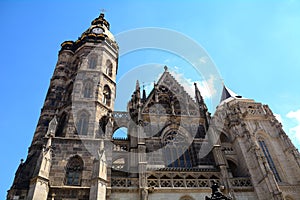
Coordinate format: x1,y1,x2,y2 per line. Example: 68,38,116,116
7,13,300,200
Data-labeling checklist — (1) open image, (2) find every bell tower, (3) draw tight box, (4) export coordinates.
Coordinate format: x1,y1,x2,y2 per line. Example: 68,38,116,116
7,13,118,200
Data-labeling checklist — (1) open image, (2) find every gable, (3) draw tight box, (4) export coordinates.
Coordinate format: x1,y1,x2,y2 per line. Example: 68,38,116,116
142,69,199,116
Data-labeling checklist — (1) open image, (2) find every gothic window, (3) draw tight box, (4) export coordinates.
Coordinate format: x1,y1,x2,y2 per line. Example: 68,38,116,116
105,60,113,77
88,56,97,69
227,160,238,177
102,85,111,106
163,131,193,168
55,112,67,137
65,155,83,186
258,139,281,182
98,116,109,137
83,81,93,98
76,112,89,135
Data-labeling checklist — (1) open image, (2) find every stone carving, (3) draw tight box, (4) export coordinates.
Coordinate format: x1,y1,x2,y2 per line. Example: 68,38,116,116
205,181,232,200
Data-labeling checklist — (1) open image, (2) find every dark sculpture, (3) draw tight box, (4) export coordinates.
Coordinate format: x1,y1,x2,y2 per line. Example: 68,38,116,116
205,181,232,200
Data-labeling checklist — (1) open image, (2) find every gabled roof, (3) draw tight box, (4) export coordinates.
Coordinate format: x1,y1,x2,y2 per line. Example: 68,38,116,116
141,67,199,115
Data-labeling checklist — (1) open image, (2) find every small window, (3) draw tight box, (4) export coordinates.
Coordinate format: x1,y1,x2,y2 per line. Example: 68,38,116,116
77,112,89,135
105,60,113,77
83,82,93,98
103,85,111,106
88,56,97,69
65,155,83,186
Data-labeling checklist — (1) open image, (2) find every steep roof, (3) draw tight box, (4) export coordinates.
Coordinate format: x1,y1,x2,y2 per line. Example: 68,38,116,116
141,67,200,116
219,85,245,105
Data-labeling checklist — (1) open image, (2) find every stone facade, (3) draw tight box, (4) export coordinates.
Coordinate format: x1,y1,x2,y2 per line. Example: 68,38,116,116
7,13,300,200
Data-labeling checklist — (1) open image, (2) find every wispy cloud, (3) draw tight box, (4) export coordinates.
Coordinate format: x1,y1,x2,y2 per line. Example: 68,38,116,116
169,70,217,100
199,56,208,64
274,113,283,123
164,59,170,64
286,109,300,144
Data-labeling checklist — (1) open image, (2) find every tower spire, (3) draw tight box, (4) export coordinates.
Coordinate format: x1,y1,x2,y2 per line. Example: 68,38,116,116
194,82,208,129
194,82,205,105
142,83,146,101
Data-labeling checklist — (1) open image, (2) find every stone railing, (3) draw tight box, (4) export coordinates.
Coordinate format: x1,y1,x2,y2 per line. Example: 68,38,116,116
147,178,220,188
112,111,129,119
229,177,252,187
279,185,300,193
111,177,253,189
111,178,139,187
243,107,265,118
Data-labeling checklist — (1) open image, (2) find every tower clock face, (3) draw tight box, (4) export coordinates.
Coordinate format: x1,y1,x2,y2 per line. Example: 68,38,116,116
92,27,103,34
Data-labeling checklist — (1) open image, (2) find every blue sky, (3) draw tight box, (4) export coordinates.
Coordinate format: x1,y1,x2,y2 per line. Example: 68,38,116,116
1,0,300,198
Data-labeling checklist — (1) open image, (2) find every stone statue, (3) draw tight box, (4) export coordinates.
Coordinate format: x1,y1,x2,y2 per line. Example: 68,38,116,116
205,181,232,200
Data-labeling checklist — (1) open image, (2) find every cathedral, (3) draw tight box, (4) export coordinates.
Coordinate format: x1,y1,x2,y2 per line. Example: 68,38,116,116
7,13,300,200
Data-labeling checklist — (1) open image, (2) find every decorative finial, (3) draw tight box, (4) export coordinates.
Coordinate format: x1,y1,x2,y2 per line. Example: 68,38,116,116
100,9,106,18
101,9,107,14
164,65,168,71
136,80,140,90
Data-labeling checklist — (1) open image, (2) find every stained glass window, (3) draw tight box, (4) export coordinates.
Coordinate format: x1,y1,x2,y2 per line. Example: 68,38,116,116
65,155,83,186
163,131,193,168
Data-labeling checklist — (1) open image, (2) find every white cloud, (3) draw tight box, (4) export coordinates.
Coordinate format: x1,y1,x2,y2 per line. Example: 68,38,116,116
286,109,300,144
287,109,300,121
274,113,283,123
199,56,208,64
169,71,217,100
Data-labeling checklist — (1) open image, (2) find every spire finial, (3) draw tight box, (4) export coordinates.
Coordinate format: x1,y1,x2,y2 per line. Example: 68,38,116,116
100,9,107,15
142,82,146,101
136,80,140,90
164,65,168,71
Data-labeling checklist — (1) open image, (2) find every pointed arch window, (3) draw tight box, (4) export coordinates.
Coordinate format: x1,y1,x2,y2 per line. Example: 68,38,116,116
83,81,93,98
88,56,97,69
76,112,89,135
163,131,193,168
65,155,83,186
258,139,281,182
105,60,113,77
103,85,111,106
55,113,67,137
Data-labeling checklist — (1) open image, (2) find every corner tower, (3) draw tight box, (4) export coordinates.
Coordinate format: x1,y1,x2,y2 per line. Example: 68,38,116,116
7,13,118,200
